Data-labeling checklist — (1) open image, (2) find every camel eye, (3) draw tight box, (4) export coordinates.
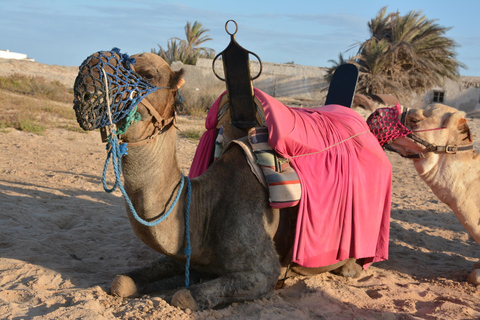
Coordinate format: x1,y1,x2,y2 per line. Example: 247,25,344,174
142,74,155,81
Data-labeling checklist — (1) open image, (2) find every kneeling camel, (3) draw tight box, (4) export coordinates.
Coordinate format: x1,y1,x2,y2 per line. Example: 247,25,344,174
73,51,390,310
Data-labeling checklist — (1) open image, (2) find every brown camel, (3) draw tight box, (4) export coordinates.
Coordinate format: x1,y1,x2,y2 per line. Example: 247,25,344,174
73,51,389,310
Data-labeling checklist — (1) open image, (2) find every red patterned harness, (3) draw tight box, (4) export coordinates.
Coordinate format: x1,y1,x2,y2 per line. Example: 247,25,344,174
366,104,412,146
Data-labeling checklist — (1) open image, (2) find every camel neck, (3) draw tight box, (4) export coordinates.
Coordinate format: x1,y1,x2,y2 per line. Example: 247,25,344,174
121,128,183,219
118,127,189,256
122,128,182,187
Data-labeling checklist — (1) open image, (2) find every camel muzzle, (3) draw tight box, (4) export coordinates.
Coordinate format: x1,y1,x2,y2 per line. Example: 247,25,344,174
73,48,160,131
366,104,412,146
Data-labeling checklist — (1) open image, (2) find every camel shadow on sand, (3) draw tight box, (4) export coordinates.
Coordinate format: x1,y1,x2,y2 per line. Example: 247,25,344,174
0,175,158,289
377,209,480,280
1,174,479,319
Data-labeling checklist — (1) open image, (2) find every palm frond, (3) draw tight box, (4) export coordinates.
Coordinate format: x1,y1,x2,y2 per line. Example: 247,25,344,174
332,6,465,103
153,21,215,65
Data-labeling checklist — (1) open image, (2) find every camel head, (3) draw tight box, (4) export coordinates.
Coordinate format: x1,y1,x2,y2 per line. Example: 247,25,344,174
73,48,184,142
379,103,473,159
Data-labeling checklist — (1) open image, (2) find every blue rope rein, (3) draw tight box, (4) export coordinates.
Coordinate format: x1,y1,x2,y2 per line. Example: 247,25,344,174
184,177,192,288
95,48,192,287
101,132,192,288
102,133,188,226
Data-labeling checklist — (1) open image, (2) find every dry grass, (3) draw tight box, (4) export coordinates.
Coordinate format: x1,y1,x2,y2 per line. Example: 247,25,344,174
0,74,80,134
171,77,223,140
176,82,225,117
0,73,215,139
176,116,206,141
174,63,225,118
0,73,73,103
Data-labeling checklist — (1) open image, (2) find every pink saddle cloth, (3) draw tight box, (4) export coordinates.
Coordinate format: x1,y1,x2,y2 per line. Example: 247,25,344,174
190,88,392,268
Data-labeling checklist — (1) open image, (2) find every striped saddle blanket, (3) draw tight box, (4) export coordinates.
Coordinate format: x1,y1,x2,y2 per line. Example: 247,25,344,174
215,125,301,209
247,127,301,209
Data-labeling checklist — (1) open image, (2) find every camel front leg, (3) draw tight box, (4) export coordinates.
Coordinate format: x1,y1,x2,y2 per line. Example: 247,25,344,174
171,270,279,310
111,255,186,297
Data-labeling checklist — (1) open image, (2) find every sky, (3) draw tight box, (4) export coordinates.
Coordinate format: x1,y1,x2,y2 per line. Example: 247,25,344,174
1,0,479,76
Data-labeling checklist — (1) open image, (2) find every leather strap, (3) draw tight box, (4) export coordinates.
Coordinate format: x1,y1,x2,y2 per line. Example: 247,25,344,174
120,96,177,147
400,133,473,158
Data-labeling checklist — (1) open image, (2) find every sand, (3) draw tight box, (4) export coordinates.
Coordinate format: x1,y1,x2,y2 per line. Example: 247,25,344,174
1,59,480,319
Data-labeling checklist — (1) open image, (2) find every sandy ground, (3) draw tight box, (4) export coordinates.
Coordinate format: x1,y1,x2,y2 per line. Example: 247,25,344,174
1,59,480,319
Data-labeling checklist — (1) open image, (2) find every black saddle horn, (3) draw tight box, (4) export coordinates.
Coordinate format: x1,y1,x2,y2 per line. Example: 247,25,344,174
213,20,262,129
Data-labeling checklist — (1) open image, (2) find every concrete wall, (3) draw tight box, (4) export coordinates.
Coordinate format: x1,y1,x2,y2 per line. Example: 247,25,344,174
183,58,480,113
195,58,329,102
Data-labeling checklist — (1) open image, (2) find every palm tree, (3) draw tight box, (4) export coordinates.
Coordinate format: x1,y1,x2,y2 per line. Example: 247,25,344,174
152,21,215,65
155,38,184,64
184,21,214,54
327,6,465,103
324,52,352,83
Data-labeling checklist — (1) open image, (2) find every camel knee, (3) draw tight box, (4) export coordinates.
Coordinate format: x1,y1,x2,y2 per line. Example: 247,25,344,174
111,275,138,298
290,258,365,278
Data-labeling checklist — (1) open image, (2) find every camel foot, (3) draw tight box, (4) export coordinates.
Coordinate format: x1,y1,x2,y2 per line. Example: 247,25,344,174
332,259,364,278
111,275,138,297
171,289,198,311
468,269,480,285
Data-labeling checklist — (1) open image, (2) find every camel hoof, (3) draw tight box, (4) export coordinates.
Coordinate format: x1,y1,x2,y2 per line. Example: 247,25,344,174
111,275,138,297
171,289,198,311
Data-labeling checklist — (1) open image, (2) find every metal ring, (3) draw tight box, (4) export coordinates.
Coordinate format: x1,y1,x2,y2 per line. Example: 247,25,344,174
212,54,225,81
225,20,238,36
248,51,263,80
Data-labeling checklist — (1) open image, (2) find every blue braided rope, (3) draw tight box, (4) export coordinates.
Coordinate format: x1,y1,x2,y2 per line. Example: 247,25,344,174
102,132,126,193
184,177,192,288
102,132,186,227
102,130,192,288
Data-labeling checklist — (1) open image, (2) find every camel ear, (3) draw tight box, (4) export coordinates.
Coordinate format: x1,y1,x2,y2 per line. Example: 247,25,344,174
169,69,185,89
444,112,472,142
456,117,473,142
442,111,466,128
177,78,185,89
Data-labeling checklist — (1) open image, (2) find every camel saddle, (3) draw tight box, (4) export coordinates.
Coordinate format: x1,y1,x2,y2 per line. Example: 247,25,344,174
189,88,392,269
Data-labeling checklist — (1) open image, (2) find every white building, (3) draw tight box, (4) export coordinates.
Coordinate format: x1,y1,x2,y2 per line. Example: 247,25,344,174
0,49,34,61
416,76,480,113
